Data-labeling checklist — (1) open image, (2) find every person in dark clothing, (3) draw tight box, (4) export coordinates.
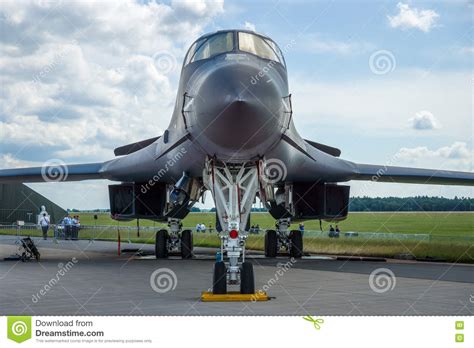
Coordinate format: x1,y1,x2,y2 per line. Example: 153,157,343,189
329,224,335,238
335,225,340,238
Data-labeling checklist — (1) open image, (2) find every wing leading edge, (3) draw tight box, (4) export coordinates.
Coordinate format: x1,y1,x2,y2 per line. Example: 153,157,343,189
0,162,106,183
351,163,474,186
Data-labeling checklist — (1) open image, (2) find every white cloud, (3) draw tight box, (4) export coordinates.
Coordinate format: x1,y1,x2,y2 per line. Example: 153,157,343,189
244,21,256,32
395,142,472,170
409,110,440,130
0,0,226,209
0,0,224,164
171,0,224,18
388,2,439,33
350,180,473,199
350,142,473,199
290,70,471,140
298,34,374,55
459,46,474,54
0,153,38,169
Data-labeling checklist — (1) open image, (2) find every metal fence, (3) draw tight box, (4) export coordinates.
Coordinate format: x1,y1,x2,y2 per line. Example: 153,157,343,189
0,224,472,243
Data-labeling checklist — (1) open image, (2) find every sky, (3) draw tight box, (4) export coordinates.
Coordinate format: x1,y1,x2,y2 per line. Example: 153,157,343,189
0,0,472,209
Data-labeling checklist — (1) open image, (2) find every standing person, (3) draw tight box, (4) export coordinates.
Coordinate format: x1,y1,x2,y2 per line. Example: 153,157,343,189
200,223,206,233
329,224,335,238
64,214,72,240
335,225,340,238
299,222,305,236
196,223,201,233
71,216,78,240
39,213,50,240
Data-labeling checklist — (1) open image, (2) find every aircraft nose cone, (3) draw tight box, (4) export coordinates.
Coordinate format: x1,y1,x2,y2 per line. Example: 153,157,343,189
192,63,283,157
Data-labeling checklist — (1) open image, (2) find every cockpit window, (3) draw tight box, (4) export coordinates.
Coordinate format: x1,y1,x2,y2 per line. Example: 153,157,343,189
238,32,283,64
184,39,204,66
183,31,285,67
185,32,234,65
264,38,285,65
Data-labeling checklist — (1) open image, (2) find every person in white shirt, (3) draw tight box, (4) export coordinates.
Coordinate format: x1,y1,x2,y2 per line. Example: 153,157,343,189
39,213,50,240
196,223,201,233
200,223,206,233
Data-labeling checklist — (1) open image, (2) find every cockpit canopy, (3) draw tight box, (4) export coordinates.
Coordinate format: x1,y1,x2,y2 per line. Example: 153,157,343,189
184,30,285,67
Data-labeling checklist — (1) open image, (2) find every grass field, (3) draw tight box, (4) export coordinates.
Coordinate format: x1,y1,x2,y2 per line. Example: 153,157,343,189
75,211,474,237
2,212,473,263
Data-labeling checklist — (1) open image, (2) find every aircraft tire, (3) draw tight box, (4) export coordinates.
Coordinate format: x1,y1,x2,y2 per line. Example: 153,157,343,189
155,229,169,259
264,230,278,257
289,230,303,258
212,261,227,294
181,229,193,259
240,261,255,294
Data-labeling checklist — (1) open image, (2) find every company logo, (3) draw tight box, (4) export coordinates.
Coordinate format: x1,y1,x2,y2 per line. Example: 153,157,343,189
150,268,178,293
262,158,287,184
369,49,396,75
41,159,69,182
303,315,324,330
7,316,32,343
369,268,397,293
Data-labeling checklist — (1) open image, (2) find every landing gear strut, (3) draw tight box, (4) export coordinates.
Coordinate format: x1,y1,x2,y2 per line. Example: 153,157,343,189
155,218,193,259
204,158,259,294
264,218,303,258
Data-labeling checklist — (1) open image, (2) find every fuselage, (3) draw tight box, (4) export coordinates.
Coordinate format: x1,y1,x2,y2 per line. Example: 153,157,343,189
103,29,356,184
170,30,291,162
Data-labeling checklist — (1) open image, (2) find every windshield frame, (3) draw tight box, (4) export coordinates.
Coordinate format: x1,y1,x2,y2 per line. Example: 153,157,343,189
237,31,285,66
183,30,286,67
184,31,236,66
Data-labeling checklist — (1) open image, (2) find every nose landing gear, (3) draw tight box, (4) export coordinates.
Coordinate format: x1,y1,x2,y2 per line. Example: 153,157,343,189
203,158,259,295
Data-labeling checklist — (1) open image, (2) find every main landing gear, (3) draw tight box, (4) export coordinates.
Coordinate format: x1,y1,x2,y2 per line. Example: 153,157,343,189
155,218,193,259
264,218,303,258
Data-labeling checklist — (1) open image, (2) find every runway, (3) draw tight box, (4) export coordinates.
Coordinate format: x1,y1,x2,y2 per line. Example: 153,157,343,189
0,236,472,315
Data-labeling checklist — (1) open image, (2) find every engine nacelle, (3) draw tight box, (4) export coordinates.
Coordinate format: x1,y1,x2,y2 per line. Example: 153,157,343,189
267,182,350,222
108,182,192,221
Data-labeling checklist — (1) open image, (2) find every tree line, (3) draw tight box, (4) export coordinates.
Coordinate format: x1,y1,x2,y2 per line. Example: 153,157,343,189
348,196,473,212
